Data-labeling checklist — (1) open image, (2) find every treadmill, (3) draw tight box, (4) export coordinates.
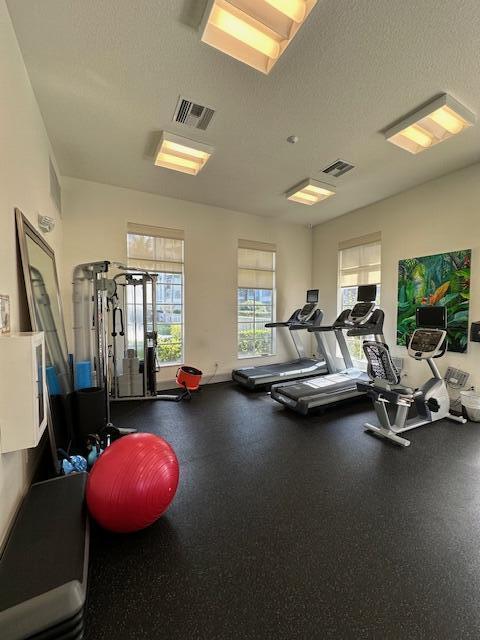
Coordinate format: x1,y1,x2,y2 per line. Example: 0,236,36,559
270,285,385,414
232,289,333,390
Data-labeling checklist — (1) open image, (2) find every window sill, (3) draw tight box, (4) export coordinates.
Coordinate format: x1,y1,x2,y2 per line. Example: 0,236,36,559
238,353,276,360
158,362,182,368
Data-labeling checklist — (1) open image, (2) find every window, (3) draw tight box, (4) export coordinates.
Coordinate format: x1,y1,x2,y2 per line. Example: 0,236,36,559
338,234,381,363
237,241,276,358
127,223,184,365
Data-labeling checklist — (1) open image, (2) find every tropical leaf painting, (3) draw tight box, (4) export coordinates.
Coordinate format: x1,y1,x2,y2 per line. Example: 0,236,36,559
397,249,471,353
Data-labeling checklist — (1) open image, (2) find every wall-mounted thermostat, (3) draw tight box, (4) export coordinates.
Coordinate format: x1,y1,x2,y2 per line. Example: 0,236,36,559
0,332,47,453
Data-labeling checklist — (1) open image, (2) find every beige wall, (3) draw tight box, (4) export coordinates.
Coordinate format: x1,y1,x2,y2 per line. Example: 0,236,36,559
0,0,63,546
313,162,480,389
61,177,313,384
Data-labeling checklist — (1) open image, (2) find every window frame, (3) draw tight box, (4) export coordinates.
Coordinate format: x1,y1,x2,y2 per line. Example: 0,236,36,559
237,247,276,360
126,230,185,368
337,239,381,367
154,269,185,367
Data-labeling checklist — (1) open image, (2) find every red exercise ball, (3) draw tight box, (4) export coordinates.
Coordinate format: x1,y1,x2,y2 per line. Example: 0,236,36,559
86,433,179,533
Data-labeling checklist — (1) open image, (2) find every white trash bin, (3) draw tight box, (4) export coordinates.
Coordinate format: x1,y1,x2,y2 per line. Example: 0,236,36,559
460,390,480,422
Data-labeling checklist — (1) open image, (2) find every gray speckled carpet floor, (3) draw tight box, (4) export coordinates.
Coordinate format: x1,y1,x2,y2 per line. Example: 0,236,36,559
85,382,480,639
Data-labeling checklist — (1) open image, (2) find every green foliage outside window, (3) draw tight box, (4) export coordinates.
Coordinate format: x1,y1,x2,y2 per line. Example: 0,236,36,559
238,328,273,356
157,324,182,363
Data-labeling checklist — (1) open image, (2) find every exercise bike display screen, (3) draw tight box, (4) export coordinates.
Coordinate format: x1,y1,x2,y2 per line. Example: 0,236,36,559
307,289,319,303
410,329,444,354
416,305,446,329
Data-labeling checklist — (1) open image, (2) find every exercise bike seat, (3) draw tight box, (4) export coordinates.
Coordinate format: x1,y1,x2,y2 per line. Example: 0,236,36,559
363,341,401,385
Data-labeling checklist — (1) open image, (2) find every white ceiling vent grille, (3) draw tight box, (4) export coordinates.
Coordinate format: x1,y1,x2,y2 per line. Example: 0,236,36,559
322,159,355,178
173,97,215,130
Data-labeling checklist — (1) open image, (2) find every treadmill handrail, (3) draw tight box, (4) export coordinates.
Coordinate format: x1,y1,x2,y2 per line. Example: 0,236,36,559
289,322,320,330
346,324,381,336
265,321,289,328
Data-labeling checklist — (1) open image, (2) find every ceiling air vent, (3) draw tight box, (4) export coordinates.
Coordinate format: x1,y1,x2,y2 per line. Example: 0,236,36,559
322,159,355,178
173,97,215,130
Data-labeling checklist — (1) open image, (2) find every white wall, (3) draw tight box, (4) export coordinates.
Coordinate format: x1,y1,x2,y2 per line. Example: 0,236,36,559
0,0,63,546
61,177,313,383
313,162,480,389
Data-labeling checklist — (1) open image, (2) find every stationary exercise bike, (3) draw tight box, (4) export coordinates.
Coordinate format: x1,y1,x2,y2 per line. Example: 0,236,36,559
357,306,466,447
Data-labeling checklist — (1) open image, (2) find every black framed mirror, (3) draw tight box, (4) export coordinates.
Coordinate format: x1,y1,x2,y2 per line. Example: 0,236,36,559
16,209,73,471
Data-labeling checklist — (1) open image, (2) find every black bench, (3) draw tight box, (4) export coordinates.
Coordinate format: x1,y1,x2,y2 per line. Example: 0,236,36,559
0,473,89,640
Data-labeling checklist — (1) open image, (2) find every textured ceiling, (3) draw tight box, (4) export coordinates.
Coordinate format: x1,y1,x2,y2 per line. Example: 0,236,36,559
6,0,480,225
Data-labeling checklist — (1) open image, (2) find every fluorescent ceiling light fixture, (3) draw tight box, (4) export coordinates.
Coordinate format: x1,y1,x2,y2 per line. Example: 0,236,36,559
385,94,476,154
200,0,317,74
154,132,213,175
286,179,335,206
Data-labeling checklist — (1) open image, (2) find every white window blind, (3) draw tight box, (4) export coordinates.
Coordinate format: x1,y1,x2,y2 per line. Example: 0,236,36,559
127,224,184,273
339,235,381,287
238,244,275,289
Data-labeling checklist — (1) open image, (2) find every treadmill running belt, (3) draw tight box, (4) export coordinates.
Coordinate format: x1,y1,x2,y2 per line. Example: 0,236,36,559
275,376,359,400
233,358,327,389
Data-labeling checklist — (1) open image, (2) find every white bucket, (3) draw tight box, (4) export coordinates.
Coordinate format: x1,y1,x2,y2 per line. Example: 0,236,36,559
460,391,480,422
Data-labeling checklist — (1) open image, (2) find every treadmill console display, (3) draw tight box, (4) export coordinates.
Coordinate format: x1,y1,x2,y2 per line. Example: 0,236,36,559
408,328,446,359
298,303,316,322
357,284,377,303
349,301,375,323
307,289,319,303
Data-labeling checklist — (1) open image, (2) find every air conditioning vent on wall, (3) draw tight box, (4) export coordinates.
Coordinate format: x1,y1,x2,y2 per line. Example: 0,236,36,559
173,97,215,130
322,159,355,178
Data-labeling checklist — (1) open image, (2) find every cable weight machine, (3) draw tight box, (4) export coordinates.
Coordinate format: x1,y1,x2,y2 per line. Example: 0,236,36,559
73,261,199,408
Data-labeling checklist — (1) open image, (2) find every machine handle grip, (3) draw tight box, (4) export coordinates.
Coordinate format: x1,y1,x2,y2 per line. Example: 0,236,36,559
119,308,124,336
265,322,289,328
289,323,314,330
346,324,379,336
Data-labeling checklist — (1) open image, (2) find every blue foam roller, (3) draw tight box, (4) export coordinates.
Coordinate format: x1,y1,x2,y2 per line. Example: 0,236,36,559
75,361,93,390
46,366,61,395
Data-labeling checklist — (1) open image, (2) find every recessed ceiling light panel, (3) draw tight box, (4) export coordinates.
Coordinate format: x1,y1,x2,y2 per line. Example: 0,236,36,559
385,93,476,154
200,0,317,74
286,178,335,206
154,132,213,176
